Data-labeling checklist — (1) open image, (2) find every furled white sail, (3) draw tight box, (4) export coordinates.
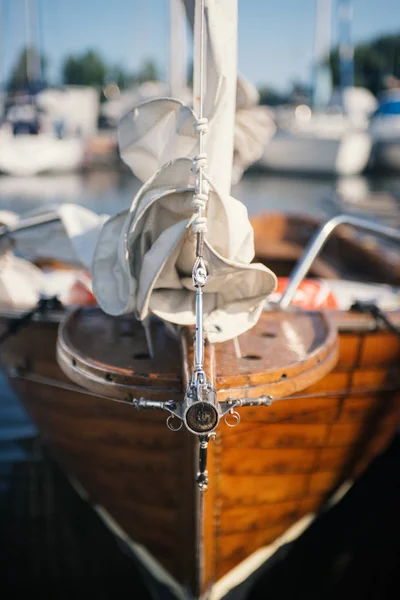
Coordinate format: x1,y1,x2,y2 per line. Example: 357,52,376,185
92,0,276,343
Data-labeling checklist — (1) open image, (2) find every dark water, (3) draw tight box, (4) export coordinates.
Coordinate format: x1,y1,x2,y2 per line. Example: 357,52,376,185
0,169,400,598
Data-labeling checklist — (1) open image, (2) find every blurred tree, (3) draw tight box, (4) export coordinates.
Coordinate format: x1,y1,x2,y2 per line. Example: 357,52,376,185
258,85,286,106
288,80,311,105
137,59,160,82
107,66,136,90
329,33,400,95
8,46,47,91
62,50,107,87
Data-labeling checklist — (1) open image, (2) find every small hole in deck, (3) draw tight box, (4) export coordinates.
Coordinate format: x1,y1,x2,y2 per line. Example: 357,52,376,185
281,373,287,379
261,331,277,338
242,354,262,361
71,359,76,367
105,373,113,382
133,352,151,360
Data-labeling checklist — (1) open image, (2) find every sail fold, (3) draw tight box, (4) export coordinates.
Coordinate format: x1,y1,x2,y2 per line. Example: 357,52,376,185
92,0,276,343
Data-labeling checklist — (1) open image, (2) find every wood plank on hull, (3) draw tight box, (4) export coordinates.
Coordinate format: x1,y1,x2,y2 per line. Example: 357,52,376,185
299,371,350,395
221,422,330,449
8,378,193,584
13,381,182,449
220,447,318,475
328,421,394,447
336,333,362,367
219,474,309,507
318,446,354,470
236,397,341,424
216,524,293,578
352,367,400,389
339,393,400,423
359,333,400,366
219,499,305,535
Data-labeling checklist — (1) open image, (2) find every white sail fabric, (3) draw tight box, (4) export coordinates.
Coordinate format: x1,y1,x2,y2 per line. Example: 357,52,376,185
0,204,104,310
0,253,44,309
0,251,94,310
92,0,276,343
2,204,108,269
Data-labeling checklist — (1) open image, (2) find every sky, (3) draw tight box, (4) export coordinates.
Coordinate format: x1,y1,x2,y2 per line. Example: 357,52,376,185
1,0,400,92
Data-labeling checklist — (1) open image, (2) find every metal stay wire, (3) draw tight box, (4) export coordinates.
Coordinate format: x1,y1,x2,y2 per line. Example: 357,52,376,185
191,0,209,389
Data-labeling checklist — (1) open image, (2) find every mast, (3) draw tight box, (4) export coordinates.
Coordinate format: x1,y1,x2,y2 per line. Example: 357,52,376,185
311,0,332,108
24,0,42,89
169,0,187,98
338,0,354,92
192,0,237,196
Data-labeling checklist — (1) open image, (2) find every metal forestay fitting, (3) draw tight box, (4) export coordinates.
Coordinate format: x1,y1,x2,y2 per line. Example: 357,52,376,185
187,0,215,491
129,0,276,491
131,393,275,491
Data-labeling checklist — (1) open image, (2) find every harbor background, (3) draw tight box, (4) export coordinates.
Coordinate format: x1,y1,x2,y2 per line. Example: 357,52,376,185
1,167,400,598
1,0,400,596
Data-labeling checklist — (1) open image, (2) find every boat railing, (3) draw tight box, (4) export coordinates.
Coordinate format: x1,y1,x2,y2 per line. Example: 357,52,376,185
279,214,400,309
2,211,400,313
0,212,61,240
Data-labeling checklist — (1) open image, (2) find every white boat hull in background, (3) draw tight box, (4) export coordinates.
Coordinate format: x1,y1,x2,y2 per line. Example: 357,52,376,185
369,116,400,171
258,130,372,176
372,139,400,171
368,94,400,171
0,132,85,176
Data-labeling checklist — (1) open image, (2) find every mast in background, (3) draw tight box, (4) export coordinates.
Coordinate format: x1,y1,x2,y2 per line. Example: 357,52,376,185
312,0,332,108
169,0,187,99
24,0,42,89
338,0,354,92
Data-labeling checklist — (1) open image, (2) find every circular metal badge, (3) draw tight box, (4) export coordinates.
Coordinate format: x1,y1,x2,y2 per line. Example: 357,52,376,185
185,402,218,434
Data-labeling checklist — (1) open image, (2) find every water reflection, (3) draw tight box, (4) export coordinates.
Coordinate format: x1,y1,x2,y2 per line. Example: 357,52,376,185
0,170,140,217
0,169,399,222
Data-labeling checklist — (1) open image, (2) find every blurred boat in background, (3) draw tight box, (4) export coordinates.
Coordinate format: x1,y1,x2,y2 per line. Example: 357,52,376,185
0,0,96,177
258,0,377,177
0,91,86,176
369,88,400,171
258,104,372,176
257,0,379,177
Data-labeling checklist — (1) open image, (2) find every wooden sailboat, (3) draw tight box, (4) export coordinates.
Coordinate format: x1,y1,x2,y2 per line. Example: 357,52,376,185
0,207,399,598
0,2,400,598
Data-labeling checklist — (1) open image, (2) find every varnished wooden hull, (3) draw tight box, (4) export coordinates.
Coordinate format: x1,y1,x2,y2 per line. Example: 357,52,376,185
0,308,399,598
1,212,400,598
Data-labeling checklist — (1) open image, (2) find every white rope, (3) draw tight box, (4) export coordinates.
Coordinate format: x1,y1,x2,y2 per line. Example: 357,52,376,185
194,117,209,134
192,216,208,234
